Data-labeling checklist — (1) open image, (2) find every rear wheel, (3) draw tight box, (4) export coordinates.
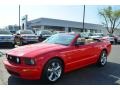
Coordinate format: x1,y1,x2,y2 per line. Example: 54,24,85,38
97,50,107,67
10,44,15,48
42,59,63,83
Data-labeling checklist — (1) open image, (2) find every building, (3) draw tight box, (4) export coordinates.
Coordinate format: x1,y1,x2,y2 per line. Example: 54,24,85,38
21,16,104,33
5,25,19,33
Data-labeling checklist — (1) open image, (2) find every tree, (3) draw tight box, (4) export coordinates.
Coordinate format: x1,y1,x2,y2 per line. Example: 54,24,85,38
99,6,120,34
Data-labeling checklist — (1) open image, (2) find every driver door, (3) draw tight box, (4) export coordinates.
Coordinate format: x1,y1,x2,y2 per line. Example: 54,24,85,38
65,37,96,71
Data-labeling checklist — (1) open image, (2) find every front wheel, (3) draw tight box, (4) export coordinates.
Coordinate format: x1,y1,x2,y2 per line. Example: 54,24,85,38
10,44,15,48
97,50,107,67
42,59,63,83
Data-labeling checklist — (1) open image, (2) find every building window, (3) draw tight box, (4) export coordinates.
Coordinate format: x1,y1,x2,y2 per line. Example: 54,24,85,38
68,28,71,32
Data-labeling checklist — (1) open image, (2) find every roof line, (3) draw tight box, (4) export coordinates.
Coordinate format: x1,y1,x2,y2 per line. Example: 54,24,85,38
28,17,102,26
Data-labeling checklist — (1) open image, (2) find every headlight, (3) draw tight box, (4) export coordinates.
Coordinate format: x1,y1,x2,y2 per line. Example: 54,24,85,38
24,58,35,65
9,37,14,40
22,36,27,39
16,57,20,63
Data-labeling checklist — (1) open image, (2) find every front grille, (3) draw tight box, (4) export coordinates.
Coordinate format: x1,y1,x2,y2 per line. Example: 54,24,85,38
7,55,21,64
24,36,36,39
0,36,11,39
29,36,36,38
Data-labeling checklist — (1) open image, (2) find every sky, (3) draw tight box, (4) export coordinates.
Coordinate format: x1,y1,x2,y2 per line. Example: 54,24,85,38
0,5,120,28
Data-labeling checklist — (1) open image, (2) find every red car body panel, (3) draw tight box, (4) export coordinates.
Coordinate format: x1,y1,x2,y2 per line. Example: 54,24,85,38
3,34,111,80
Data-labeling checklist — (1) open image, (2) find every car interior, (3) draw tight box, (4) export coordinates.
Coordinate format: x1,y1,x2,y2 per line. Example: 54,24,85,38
76,37,99,45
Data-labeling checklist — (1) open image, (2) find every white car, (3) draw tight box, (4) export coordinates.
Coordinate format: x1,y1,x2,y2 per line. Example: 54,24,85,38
36,30,52,42
53,31,65,34
117,35,120,44
102,35,115,44
0,30,15,47
89,33,104,39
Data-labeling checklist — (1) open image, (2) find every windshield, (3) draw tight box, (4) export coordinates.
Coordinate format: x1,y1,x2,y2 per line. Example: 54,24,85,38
38,31,52,35
20,30,34,34
43,34,76,46
0,30,12,35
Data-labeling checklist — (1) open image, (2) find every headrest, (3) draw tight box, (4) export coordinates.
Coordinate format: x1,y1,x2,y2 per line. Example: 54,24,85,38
85,39,94,44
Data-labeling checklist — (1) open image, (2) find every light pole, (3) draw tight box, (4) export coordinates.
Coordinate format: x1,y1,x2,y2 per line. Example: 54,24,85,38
19,5,20,29
83,5,85,32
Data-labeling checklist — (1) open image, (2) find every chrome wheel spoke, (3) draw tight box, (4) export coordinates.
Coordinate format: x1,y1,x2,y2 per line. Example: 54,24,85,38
52,62,55,67
101,52,107,65
55,65,61,71
48,72,54,81
54,70,61,77
48,68,53,72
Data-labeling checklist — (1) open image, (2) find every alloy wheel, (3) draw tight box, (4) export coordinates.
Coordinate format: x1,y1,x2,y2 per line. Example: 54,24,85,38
100,51,107,66
47,62,62,82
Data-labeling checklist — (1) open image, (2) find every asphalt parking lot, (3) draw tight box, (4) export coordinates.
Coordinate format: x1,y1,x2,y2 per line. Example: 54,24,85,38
0,45,120,85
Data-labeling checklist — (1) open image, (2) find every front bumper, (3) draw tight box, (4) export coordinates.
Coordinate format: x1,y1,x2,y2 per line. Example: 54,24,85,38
3,60,42,80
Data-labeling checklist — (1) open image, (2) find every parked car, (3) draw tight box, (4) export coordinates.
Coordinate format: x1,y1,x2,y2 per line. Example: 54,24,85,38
0,30,14,47
4,33,111,83
102,34,115,44
53,31,65,34
36,30,52,42
14,30,39,45
89,33,104,39
116,35,120,44
80,32,90,39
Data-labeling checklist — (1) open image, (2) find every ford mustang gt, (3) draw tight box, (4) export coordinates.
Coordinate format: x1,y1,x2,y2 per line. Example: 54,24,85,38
3,33,111,83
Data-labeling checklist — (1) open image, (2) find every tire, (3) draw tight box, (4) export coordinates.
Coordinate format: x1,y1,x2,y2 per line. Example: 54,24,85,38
42,59,63,83
114,39,117,45
10,44,15,48
97,50,107,67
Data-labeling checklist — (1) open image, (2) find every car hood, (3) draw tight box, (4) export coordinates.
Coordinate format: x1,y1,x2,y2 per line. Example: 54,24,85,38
42,35,51,37
7,43,67,57
21,34,37,37
103,36,114,39
0,34,13,37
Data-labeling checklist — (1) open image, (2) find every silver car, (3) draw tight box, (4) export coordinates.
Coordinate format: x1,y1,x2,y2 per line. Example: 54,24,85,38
0,30,14,47
15,30,39,45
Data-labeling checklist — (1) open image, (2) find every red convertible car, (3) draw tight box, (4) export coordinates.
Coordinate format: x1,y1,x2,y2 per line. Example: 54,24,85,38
3,33,111,83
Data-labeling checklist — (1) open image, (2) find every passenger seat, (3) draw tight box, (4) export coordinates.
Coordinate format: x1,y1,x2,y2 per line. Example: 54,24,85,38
85,39,94,44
